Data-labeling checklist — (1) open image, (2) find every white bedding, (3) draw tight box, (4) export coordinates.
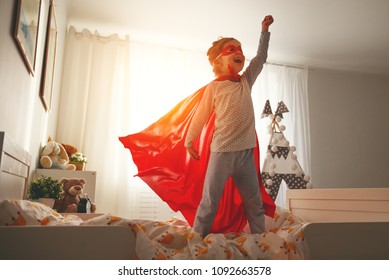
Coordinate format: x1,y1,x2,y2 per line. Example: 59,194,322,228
0,199,308,260
83,208,308,260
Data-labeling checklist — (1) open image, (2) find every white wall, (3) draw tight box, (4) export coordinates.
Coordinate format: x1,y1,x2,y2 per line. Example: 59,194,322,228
308,69,389,188
0,0,67,177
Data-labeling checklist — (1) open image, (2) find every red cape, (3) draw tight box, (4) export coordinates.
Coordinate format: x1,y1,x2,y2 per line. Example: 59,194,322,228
119,84,275,233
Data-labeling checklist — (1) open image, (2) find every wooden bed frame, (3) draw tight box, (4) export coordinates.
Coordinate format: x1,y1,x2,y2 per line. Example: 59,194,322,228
286,188,389,223
287,188,389,259
1,131,388,259
0,225,135,259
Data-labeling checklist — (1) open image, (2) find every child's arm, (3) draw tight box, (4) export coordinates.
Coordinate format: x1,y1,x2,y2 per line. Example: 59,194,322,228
243,15,274,87
262,15,274,32
185,84,215,160
186,146,200,160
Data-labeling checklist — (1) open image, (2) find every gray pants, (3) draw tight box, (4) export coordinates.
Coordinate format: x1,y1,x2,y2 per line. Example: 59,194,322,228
193,149,265,236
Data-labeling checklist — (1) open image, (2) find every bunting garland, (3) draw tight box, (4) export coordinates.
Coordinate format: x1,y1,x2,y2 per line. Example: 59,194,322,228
274,101,289,118
267,145,290,159
261,100,273,118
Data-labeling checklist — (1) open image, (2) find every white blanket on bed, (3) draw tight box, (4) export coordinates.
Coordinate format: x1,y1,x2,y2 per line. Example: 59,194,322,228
0,199,308,260
82,207,308,260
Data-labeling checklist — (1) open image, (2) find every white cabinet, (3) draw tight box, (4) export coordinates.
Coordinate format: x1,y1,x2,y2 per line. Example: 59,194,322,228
35,169,97,202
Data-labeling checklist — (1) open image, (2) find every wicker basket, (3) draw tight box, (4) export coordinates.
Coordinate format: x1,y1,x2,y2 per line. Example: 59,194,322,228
69,161,85,171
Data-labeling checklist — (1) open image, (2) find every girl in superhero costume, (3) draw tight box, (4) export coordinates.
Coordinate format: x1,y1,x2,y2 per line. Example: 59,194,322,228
119,15,275,236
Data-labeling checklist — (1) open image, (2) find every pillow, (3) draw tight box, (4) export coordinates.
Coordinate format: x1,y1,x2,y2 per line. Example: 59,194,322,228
0,199,64,226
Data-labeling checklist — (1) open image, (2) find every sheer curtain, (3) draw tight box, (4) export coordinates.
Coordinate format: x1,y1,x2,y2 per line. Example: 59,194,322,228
57,27,310,218
57,26,134,216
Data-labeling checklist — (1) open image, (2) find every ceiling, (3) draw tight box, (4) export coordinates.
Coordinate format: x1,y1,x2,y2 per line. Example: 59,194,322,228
65,0,389,76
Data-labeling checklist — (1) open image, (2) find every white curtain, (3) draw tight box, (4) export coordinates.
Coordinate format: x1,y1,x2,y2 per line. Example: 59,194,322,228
57,26,310,217
57,26,134,216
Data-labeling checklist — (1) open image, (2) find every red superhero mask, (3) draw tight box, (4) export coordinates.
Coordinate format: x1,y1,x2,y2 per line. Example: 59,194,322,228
220,45,243,56
215,45,243,61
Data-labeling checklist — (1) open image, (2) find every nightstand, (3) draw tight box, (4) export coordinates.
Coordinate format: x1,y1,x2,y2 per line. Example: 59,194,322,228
35,169,97,201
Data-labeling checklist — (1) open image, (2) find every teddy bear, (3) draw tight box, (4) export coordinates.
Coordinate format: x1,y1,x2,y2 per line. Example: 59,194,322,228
40,140,76,170
53,178,96,213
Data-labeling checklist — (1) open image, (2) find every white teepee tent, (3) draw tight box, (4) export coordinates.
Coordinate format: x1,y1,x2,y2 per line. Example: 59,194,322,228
260,100,312,201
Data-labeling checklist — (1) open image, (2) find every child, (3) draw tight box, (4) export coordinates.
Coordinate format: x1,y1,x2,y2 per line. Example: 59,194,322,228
185,15,274,237
119,16,275,235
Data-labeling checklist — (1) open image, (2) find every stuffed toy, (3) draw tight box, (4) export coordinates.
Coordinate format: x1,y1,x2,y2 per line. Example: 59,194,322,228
61,143,78,158
53,178,96,213
40,140,76,170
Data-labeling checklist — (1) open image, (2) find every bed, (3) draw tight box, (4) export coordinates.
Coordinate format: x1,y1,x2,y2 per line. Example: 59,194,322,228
0,199,308,260
1,131,388,260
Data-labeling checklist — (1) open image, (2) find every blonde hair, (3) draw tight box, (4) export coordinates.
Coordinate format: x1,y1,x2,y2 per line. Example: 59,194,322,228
207,37,237,76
